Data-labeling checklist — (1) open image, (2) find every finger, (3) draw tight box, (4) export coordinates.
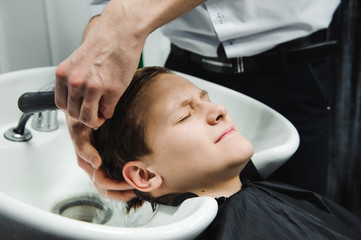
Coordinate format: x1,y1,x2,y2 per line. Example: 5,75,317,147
78,159,136,201
91,166,136,201
77,154,97,178
76,140,102,169
79,87,106,129
95,184,136,202
78,155,136,201
96,186,136,202
99,92,120,120
95,177,135,191
70,124,102,168
103,190,136,202
55,66,69,110
93,168,135,191
78,155,134,191
67,87,84,119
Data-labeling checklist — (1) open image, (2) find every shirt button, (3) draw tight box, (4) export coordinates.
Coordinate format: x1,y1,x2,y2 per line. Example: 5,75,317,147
216,13,224,24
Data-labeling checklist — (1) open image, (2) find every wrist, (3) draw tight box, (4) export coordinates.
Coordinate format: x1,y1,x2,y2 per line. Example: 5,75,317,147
101,0,150,42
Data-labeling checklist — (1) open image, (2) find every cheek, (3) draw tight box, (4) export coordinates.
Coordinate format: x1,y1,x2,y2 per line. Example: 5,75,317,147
155,128,211,162
167,123,203,142
152,134,206,182
167,131,207,155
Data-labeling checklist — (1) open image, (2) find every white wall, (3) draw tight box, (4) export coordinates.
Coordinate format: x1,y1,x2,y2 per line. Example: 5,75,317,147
43,0,91,65
0,0,170,74
143,29,170,67
0,0,52,73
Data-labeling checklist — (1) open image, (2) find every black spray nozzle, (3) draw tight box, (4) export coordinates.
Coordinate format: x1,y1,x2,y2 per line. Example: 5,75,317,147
18,91,58,114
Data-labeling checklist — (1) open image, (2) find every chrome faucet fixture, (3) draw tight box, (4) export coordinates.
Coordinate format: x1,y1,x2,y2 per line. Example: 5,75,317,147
4,83,59,142
4,113,33,142
32,110,58,132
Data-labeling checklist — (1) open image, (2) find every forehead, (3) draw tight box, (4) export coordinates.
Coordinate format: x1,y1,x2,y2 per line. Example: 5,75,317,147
146,73,200,103
139,73,200,123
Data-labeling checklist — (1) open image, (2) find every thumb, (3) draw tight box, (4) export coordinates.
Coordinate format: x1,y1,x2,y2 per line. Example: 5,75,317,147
76,141,102,169
66,115,103,168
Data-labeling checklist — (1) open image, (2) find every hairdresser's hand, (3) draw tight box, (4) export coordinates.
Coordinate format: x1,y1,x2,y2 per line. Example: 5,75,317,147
55,3,146,129
66,115,136,201
55,0,206,129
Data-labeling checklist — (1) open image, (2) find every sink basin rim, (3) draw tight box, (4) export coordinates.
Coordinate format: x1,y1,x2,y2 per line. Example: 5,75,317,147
0,191,217,239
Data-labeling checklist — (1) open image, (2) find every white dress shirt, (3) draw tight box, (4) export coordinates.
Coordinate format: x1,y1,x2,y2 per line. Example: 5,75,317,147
90,0,340,58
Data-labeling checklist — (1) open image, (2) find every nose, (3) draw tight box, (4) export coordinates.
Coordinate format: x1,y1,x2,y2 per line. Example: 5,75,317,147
206,103,227,125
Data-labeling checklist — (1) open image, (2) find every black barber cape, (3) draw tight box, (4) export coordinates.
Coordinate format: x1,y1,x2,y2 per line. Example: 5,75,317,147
195,179,361,240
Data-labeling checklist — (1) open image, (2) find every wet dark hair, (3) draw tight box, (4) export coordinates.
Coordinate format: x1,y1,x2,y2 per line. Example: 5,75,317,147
92,66,172,211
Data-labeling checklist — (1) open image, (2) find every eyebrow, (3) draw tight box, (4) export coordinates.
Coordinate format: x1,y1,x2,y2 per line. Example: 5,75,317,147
179,89,209,108
200,89,209,98
167,89,209,122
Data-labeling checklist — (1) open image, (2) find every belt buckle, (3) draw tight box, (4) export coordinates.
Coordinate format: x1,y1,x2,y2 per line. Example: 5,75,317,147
201,58,232,74
201,57,245,74
235,57,244,74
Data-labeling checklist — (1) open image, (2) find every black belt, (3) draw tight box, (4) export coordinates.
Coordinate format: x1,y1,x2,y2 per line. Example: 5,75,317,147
170,30,339,74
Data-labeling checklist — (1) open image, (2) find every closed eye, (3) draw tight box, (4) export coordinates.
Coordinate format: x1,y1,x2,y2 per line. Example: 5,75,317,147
176,90,207,124
178,113,192,123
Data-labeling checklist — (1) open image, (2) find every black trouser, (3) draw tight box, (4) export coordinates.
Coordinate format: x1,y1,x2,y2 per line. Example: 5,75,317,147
165,48,333,195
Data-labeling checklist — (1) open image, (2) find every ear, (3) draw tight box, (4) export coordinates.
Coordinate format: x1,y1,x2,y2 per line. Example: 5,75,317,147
122,161,162,193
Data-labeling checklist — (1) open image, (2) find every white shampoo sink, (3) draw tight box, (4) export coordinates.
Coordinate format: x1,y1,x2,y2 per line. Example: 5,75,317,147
0,67,299,239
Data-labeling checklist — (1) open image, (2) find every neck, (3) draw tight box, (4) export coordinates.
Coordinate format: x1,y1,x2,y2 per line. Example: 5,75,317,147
194,176,242,198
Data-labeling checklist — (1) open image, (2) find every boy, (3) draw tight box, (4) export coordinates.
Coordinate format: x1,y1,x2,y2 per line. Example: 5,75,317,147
92,67,361,239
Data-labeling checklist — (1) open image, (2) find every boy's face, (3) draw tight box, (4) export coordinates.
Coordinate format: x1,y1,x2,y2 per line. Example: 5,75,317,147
140,73,254,194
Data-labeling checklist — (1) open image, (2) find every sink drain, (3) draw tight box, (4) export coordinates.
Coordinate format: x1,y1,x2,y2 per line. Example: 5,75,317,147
52,194,112,224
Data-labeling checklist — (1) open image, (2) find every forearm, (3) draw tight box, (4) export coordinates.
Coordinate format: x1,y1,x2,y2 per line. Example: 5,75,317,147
83,0,207,60
102,0,207,39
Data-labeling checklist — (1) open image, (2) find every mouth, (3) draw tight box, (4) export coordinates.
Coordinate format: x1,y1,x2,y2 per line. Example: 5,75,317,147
215,127,236,143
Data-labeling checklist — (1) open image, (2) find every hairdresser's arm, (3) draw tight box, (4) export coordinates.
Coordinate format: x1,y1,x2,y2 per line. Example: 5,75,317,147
55,0,206,128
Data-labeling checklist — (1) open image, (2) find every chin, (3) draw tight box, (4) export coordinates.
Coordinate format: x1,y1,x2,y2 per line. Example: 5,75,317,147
240,137,255,158
231,138,254,160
